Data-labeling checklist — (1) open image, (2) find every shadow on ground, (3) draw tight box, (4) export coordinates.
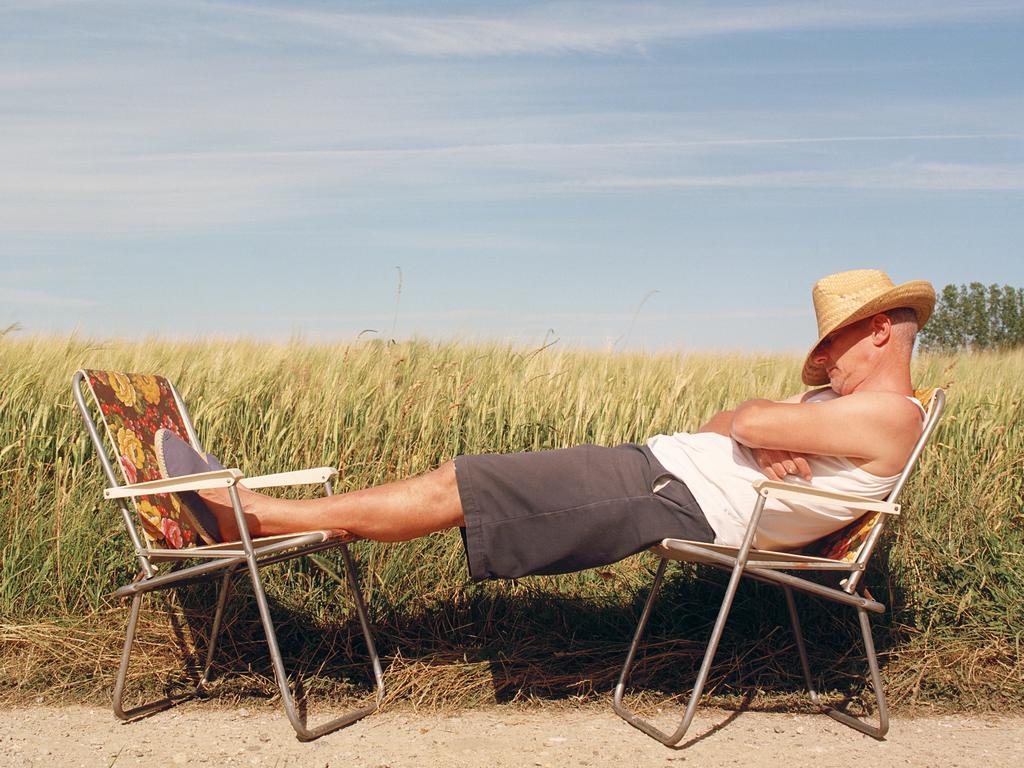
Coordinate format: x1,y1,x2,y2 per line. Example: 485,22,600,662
133,554,898,719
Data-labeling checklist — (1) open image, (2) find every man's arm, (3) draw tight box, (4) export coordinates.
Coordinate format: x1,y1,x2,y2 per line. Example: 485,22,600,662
698,395,813,480
697,391,810,436
730,391,921,474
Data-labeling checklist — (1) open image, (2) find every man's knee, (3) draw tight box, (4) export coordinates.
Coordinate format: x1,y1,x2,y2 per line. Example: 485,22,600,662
431,459,463,524
432,459,457,496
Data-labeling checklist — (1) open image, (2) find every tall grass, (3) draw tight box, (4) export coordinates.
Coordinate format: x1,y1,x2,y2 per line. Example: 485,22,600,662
1,336,1021,711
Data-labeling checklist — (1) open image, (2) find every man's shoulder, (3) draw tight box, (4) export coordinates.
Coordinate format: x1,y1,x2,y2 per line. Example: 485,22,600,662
827,390,923,431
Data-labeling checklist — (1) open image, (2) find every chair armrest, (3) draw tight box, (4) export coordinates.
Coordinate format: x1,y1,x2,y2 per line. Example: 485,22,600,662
751,478,900,516
241,466,338,490
105,468,243,500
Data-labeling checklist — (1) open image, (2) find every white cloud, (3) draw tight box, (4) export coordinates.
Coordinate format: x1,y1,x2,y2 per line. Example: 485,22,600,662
185,1,1024,57
142,132,1017,162
6,1,1023,56
557,161,1024,192
2,2,1020,236
0,287,99,309
2,142,1021,235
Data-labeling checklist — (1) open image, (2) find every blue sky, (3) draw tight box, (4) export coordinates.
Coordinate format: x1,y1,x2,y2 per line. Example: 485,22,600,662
2,0,1023,352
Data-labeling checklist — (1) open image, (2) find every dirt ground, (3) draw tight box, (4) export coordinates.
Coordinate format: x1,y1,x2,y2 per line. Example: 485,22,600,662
1,703,1022,768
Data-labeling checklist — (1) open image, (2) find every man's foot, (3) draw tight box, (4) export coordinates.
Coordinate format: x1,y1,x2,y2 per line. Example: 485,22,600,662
196,483,269,541
196,483,355,542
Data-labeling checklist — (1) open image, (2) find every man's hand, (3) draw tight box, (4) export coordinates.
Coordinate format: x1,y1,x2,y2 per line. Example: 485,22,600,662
751,448,812,481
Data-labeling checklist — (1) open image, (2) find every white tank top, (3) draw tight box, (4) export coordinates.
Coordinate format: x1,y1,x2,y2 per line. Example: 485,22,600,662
647,390,926,551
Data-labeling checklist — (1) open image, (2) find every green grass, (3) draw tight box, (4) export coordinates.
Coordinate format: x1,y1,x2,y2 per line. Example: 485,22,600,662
1,335,1021,712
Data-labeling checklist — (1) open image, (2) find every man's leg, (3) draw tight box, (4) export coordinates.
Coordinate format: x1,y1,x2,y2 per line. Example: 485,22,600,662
197,460,464,542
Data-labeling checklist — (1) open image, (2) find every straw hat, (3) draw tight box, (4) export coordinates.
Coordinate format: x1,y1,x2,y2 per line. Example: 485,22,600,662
802,269,935,385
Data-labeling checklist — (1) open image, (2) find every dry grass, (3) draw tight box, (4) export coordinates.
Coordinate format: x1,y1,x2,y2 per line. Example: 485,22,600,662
1,336,1021,712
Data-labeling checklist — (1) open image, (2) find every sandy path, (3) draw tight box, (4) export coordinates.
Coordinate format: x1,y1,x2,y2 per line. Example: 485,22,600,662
1,704,1021,768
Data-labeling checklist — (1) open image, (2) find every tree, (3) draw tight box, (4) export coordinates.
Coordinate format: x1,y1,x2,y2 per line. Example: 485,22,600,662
918,283,1024,352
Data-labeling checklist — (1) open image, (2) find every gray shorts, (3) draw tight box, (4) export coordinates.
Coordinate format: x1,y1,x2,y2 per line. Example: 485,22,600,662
453,443,715,581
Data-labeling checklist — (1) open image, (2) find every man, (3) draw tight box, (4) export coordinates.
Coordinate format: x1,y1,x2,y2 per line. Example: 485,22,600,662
191,269,934,579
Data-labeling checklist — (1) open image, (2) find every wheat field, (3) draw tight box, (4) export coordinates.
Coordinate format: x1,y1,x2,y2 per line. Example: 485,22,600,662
1,336,1021,711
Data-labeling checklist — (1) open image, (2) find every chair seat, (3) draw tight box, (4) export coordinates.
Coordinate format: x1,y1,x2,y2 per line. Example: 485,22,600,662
145,529,357,562
654,538,862,571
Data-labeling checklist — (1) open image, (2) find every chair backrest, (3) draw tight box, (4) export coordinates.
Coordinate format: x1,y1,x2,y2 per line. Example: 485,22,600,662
73,369,208,551
805,388,946,584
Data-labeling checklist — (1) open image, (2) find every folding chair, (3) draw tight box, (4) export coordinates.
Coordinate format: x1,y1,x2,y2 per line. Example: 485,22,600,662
613,388,945,745
73,369,384,741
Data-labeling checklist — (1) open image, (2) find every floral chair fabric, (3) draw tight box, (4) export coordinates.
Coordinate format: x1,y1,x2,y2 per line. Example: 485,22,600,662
83,370,204,549
808,511,878,563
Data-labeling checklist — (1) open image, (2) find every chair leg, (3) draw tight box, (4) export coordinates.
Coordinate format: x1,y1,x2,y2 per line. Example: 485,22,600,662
613,557,743,746
612,559,668,732
243,543,382,741
113,593,199,720
338,543,386,703
323,481,385,708
783,586,821,707
785,589,889,739
198,567,237,689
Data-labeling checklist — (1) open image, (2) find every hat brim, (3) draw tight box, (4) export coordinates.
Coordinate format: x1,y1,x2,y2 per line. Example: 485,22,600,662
801,280,936,386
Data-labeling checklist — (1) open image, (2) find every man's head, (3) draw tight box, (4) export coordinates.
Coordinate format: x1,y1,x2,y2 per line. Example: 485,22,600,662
802,270,935,388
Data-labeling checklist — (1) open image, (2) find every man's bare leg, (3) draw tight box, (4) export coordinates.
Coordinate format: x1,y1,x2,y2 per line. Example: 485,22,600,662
197,460,464,542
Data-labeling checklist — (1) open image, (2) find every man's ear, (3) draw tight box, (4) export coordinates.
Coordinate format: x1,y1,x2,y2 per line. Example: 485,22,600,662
869,313,892,347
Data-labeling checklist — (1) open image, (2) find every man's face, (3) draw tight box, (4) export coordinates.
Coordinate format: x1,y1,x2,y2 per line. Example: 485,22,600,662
810,317,875,394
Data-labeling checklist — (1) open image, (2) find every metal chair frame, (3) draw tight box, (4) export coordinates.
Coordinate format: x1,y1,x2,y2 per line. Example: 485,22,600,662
613,389,946,746
73,370,385,741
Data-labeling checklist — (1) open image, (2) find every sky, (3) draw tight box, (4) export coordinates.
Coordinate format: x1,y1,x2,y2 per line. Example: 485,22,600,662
2,0,1023,352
